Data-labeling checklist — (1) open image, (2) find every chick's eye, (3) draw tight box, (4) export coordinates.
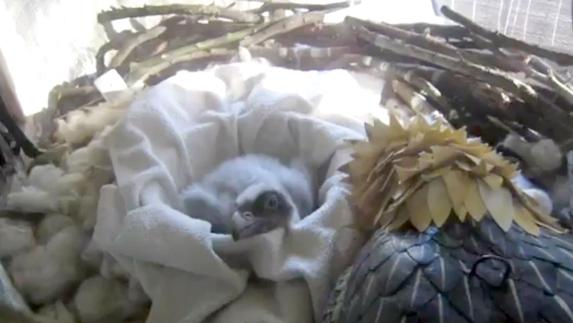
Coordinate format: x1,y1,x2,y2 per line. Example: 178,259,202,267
265,195,279,210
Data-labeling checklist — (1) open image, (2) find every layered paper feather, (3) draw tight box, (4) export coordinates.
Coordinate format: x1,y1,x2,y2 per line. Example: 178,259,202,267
345,115,561,236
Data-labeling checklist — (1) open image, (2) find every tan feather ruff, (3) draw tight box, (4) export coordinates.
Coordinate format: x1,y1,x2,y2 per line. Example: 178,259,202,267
345,115,562,236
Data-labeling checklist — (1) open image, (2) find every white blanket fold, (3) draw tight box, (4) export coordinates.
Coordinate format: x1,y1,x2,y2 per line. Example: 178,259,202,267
93,61,384,323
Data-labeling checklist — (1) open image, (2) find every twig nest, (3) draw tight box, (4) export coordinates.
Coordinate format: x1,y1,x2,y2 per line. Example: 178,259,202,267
345,115,560,236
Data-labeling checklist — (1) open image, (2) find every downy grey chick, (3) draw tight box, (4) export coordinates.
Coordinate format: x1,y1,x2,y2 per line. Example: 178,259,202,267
181,154,314,240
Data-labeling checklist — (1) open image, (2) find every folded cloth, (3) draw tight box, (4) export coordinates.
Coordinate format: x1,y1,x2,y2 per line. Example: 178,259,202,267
92,61,386,323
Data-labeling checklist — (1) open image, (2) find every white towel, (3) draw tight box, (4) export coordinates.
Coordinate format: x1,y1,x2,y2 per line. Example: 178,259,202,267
92,61,386,323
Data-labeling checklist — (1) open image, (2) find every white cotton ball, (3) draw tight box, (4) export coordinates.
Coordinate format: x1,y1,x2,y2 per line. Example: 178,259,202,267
56,102,128,145
502,133,531,158
529,139,563,172
56,195,82,218
0,218,35,258
128,278,150,305
7,187,58,213
51,173,87,196
36,301,76,323
9,173,26,193
9,226,85,304
27,165,65,191
81,239,104,271
73,276,141,323
100,254,129,280
78,188,99,231
36,214,74,244
65,147,92,174
65,129,112,174
524,188,554,216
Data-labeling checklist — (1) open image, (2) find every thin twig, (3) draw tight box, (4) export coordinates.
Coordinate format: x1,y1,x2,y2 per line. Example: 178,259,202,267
391,79,435,115
95,42,113,75
0,98,39,158
345,17,522,73
109,25,167,69
240,11,325,47
398,69,456,114
355,26,538,103
393,23,470,39
127,21,272,84
98,4,262,24
441,6,573,66
527,56,573,106
145,49,237,85
249,0,354,13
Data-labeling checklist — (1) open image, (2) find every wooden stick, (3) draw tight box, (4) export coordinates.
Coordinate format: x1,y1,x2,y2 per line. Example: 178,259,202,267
399,69,456,115
249,0,354,12
98,4,262,24
441,6,573,66
0,98,39,158
109,25,167,69
391,79,435,115
393,23,469,39
129,49,234,85
241,11,325,47
355,26,538,103
346,17,523,73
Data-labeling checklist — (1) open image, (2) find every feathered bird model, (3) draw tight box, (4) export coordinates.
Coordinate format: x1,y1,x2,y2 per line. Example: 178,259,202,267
323,115,573,323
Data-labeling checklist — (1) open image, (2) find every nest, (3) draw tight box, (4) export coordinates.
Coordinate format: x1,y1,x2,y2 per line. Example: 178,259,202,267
19,2,573,181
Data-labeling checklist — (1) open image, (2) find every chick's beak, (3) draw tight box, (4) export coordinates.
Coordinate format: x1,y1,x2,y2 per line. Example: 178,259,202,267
230,211,249,241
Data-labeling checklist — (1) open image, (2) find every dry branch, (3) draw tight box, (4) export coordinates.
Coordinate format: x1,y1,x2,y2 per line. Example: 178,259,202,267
441,6,573,66
346,17,525,73
241,11,325,47
393,23,469,39
355,26,538,103
98,4,262,24
127,21,272,84
109,25,167,69
273,23,357,47
250,0,354,13
398,69,456,115
391,79,435,115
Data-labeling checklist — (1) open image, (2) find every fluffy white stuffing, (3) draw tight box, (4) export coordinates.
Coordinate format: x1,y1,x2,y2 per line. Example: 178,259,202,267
7,188,58,213
503,134,563,173
52,173,87,196
73,275,145,323
27,165,65,191
0,218,35,258
55,97,131,145
530,139,563,172
36,301,76,323
9,226,85,304
36,214,75,244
